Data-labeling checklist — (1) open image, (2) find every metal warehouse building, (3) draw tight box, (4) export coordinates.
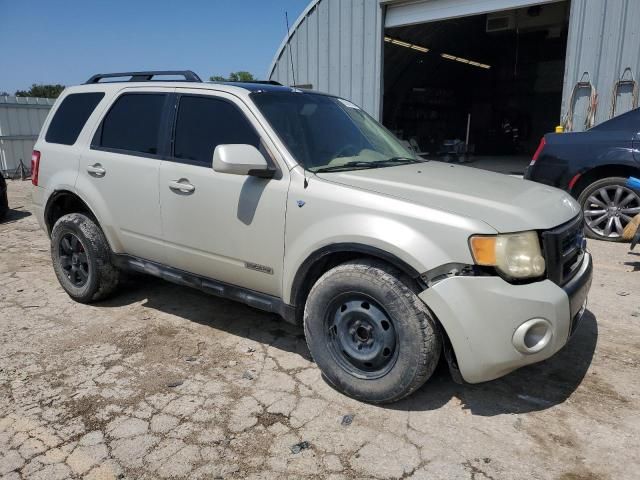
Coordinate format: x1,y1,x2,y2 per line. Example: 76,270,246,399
0,96,54,177
269,0,640,169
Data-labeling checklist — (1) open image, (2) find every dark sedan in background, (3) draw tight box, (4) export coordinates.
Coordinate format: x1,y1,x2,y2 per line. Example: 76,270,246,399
525,107,640,241
0,175,7,221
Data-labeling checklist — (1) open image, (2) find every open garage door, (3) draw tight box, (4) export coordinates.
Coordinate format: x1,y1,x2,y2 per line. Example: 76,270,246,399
383,1,570,175
386,0,563,28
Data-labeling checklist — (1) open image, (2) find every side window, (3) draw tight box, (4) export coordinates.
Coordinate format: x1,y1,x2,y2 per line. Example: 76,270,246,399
45,92,104,145
99,93,166,155
173,96,260,165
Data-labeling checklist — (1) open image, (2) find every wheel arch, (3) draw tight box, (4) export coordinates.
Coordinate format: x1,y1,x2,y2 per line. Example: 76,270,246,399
44,190,100,236
571,163,640,198
289,243,424,323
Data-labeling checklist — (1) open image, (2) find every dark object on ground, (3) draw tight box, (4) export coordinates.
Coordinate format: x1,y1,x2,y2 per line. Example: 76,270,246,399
525,108,640,242
290,441,310,454
167,380,184,388
341,414,354,426
0,175,7,221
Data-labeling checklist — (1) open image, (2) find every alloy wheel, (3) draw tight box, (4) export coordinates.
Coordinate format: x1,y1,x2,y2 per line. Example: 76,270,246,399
583,185,640,238
58,233,90,287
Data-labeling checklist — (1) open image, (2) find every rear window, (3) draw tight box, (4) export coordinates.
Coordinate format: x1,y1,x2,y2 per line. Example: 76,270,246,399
45,92,104,145
99,93,166,155
173,96,260,165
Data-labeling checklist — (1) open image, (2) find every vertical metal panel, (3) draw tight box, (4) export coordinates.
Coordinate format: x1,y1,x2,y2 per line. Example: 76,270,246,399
563,0,640,130
307,5,319,90
268,0,384,118
328,0,342,94
0,96,54,173
317,0,330,92
351,0,365,107
339,0,353,98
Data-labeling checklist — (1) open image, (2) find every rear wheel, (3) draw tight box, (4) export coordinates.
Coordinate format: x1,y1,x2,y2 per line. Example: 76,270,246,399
303,260,441,404
51,213,120,303
578,177,640,242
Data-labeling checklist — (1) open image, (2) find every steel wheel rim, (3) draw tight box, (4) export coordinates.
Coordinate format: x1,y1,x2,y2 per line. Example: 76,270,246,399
583,185,640,238
325,294,399,380
58,233,89,287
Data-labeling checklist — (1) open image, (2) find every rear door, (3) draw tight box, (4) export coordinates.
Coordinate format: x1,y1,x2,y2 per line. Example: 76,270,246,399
158,90,289,296
76,87,173,261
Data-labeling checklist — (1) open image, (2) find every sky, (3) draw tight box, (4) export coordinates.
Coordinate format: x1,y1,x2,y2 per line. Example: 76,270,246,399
0,0,310,94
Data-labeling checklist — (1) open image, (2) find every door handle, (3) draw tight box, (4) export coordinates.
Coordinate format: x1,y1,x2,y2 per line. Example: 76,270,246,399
86,163,106,177
168,179,195,194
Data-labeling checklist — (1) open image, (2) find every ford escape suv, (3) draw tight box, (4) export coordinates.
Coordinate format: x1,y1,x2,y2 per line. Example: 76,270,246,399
32,71,593,403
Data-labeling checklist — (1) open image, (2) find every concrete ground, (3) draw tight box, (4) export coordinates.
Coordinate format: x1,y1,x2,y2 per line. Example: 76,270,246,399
1,179,639,480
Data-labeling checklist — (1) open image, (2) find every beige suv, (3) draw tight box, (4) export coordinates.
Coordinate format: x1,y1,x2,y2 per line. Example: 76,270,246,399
33,71,592,403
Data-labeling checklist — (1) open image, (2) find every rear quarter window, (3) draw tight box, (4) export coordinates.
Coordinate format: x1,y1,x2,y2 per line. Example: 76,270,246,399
97,93,166,155
45,92,105,145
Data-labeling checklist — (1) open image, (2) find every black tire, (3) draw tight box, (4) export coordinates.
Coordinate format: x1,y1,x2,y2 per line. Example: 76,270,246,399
0,189,7,222
578,177,640,242
303,260,441,404
51,213,120,303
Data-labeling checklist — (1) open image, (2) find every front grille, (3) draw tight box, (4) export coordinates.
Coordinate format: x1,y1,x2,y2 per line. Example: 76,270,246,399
541,215,586,286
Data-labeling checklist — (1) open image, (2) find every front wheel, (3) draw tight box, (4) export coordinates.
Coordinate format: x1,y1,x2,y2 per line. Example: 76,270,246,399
578,177,640,242
303,260,441,404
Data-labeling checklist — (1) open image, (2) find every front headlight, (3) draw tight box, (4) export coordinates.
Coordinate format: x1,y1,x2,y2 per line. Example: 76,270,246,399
469,231,546,279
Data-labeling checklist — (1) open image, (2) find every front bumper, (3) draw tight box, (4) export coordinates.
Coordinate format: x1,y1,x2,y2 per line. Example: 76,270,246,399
419,252,593,383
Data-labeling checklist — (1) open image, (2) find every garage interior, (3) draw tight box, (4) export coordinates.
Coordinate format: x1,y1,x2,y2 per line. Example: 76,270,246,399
383,2,570,175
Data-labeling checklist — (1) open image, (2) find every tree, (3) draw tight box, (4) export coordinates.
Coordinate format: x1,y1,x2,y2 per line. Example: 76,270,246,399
15,84,65,99
209,71,255,82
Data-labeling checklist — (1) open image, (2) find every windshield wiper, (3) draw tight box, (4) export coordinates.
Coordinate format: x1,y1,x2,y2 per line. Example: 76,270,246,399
376,156,425,165
312,161,382,173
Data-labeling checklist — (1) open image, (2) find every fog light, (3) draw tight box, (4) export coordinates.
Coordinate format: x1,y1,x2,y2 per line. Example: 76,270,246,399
513,318,553,354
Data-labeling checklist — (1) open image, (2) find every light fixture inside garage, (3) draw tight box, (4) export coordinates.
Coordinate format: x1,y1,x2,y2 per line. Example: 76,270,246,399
384,36,429,53
441,53,491,69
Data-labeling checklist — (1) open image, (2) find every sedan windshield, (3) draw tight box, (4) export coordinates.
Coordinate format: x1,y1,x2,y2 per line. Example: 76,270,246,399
251,91,418,172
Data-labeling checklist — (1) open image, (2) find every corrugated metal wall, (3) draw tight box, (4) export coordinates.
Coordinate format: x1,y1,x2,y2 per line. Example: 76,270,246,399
0,96,54,175
268,0,384,118
562,0,640,131
271,0,640,130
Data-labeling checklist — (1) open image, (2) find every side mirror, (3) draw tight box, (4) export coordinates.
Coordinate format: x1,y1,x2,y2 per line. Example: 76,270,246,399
212,144,274,178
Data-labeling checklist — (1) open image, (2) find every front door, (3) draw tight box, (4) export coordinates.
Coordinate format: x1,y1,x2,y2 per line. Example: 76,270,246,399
158,90,288,296
77,88,173,262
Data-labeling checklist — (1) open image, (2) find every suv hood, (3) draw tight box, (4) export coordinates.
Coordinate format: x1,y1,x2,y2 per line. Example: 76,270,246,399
316,161,580,232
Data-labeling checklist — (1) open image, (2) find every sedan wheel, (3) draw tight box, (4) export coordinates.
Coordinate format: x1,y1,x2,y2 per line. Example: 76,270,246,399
580,177,640,241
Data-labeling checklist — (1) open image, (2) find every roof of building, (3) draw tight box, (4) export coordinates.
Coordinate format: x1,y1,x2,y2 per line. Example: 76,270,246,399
0,96,56,106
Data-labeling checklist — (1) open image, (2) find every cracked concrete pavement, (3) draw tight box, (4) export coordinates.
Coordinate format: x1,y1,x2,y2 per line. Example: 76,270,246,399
1,180,639,479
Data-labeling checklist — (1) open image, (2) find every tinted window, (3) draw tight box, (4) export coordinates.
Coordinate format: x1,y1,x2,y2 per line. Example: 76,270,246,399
99,94,166,154
174,96,259,164
45,92,104,145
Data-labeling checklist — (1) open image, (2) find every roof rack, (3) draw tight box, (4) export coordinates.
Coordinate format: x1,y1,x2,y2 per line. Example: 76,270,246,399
85,70,202,84
236,80,283,86
210,80,282,86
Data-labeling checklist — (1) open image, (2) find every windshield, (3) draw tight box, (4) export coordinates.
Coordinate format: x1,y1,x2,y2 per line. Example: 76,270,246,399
251,91,418,172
